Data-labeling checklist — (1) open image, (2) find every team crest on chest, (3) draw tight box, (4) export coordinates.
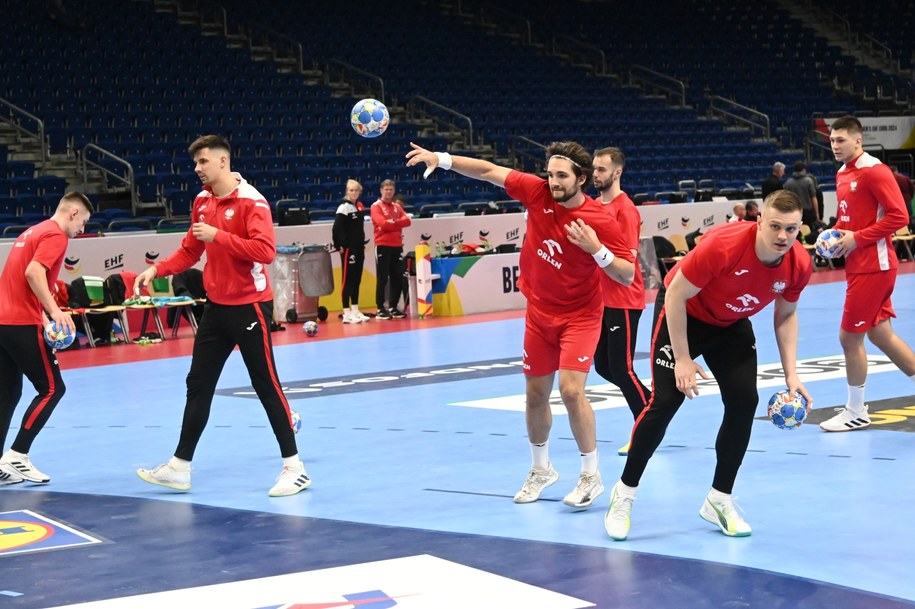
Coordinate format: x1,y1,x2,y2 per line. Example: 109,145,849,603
850,180,857,192
771,280,786,294
224,208,235,221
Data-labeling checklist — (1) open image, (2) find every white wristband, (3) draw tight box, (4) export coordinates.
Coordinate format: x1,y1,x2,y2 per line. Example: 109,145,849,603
435,151,453,170
593,246,615,268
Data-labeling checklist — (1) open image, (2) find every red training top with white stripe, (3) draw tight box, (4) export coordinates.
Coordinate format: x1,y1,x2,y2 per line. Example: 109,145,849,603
666,222,811,327
504,170,631,316
834,151,908,274
0,220,68,325
599,192,645,310
371,199,412,247
154,174,276,305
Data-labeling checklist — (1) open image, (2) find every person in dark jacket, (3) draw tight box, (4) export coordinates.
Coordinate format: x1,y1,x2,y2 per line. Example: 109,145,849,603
761,162,785,199
333,179,369,323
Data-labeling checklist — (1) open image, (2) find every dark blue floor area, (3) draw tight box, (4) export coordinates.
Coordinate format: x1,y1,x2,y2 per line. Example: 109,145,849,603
1,490,913,609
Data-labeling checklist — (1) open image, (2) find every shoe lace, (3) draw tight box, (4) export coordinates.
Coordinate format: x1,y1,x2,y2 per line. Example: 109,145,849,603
575,473,598,492
609,494,633,520
712,496,746,521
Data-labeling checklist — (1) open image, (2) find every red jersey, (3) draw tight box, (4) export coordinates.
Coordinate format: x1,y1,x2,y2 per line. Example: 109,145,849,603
599,192,645,310
835,152,909,274
371,199,411,247
0,219,68,325
155,174,276,306
666,222,811,327
504,171,631,316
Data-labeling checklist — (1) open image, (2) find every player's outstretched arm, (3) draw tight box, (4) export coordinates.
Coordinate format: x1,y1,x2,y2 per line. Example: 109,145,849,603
406,142,511,187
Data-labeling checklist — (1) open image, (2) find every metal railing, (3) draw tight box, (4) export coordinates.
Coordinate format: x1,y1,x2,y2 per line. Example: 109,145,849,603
326,59,385,104
408,96,473,150
0,98,48,174
245,22,304,74
805,131,834,163
708,95,770,139
480,4,531,45
197,0,228,38
552,35,608,76
80,144,138,214
509,136,547,173
629,65,686,107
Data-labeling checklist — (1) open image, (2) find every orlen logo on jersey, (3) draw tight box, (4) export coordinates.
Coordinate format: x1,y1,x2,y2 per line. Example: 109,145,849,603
537,239,563,270
727,293,760,313
838,199,849,222
655,344,675,369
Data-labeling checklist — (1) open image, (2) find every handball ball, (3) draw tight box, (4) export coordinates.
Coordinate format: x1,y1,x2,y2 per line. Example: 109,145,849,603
767,390,808,430
303,320,319,337
44,322,75,350
350,98,389,138
815,228,842,259
291,410,302,434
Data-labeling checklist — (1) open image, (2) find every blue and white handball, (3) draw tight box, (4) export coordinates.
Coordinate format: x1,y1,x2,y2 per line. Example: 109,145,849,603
815,228,842,259
302,320,319,337
767,390,808,430
44,322,75,350
350,98,389,138
291,410,302,434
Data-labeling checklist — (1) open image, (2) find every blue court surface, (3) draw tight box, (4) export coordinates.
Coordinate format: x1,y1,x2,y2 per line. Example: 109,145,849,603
2,271,915,608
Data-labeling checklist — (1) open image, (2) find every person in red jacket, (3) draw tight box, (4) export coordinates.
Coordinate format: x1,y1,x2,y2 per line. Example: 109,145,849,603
133,135,309,497
820,116,915,432
0,192,92,485
370,179,412,319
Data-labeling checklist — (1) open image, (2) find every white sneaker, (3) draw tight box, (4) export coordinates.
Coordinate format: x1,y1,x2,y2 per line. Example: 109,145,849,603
342,313,357,324
353,312,371,323
819,406,871,432
562,471,605,509
604,482,635,541
0,453,50,483
0,468,23,486
513,463,559,503
268,461,312,497
699,495,752,537
136,462,191,491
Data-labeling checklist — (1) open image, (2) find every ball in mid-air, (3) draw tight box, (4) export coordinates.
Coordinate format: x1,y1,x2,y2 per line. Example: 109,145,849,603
350,98,389,138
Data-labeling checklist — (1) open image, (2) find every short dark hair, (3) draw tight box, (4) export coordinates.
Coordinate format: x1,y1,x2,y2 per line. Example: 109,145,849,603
764,189,803,215
380,179,396,188
793,160,806,172
60,191,94,213
830,115,863,135
593,146,625,169
545,141,593,181
188,134,231,158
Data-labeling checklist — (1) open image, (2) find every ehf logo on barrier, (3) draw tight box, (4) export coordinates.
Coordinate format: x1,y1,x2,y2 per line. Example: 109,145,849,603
0,510,103,557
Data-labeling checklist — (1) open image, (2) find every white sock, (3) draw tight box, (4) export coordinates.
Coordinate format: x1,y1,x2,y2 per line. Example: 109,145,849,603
283,455,302,469
530,441,549,470
847,384,866,413
169,456,191,472
580,450,598,475
351,305,361,314
615,480,638,497
708,487,731,502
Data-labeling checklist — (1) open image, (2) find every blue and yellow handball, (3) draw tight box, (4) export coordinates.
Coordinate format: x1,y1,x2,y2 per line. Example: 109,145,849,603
767,390,808,430
44,321,75,350
350,98,389,138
